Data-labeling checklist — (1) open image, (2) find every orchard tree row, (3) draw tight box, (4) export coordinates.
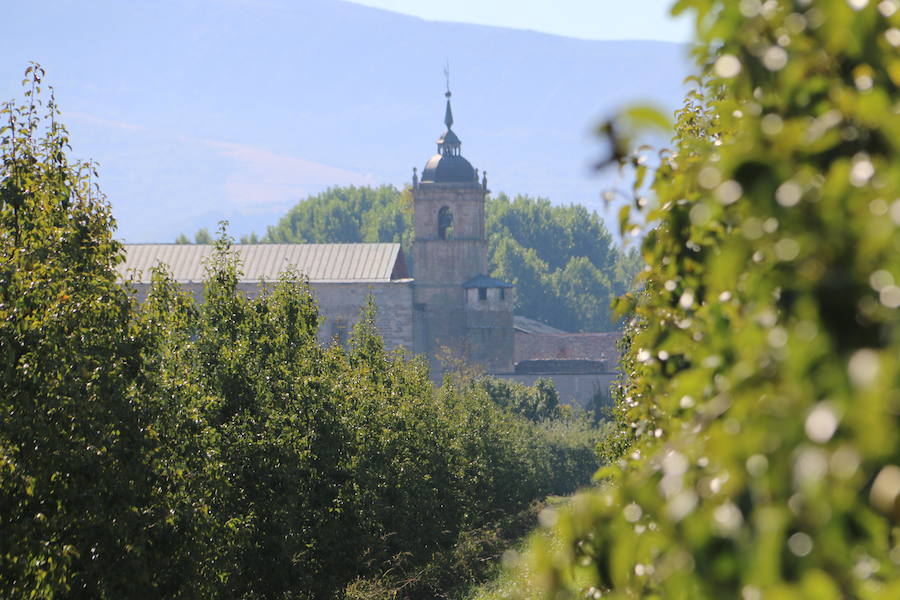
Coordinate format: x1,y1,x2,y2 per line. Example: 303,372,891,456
0,66,602,600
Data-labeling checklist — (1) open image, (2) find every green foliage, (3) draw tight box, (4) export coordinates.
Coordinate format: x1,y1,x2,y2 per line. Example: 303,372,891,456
487,194,616,278
345,502,547,600
1,67,605,599
500,1,900,598
487,193,631,332
144,235,356,598
239,231,259,244
193,226,212,244
0,63,171,599
474,376,562,422
263,184,412,246
137,258,603,599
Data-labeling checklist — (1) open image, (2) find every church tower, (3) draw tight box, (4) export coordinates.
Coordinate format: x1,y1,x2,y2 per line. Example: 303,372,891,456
411,87,514,375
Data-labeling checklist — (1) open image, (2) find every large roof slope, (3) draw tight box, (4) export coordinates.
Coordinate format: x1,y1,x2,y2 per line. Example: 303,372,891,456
513,315,567,335
119,243,409,283
514,330,621,366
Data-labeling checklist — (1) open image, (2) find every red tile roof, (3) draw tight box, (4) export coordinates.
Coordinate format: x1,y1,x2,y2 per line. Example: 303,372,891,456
514,331,621,367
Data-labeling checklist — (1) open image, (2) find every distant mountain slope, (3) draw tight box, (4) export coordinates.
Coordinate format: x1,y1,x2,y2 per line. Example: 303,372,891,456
1,0,692,241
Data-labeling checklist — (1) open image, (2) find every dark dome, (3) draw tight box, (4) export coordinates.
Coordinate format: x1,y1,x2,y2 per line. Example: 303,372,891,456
422,153,475,183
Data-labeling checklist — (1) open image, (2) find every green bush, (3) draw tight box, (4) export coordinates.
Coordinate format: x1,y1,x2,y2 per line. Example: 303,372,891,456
473,376,562,422
500,1,900,598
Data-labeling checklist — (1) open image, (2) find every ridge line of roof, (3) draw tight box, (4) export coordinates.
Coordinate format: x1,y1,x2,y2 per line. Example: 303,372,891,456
121,242,401,247
118,243,405,283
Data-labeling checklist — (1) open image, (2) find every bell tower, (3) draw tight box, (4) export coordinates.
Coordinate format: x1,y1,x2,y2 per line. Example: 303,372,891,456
411,85,514,375
412,87,488,289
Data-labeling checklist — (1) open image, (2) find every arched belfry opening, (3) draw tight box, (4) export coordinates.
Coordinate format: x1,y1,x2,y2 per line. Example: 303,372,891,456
438,206,454,240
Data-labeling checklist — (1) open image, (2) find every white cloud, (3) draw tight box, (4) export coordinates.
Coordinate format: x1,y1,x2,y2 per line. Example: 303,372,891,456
57,110,380,239
188,137,377,212
65,111,147,132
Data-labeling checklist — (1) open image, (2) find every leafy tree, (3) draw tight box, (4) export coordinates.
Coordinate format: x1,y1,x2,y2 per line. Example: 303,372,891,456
0,64,176,599
193,226,212,244
490,237,557,326
498,1,900,598
487,193,629,331
550,256,614,332
474,376,562,422
264,184,412,247
486,193,616,279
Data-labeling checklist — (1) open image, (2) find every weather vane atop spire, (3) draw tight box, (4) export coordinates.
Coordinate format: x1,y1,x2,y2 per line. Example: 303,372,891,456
442,61,454,130
444,61,451,98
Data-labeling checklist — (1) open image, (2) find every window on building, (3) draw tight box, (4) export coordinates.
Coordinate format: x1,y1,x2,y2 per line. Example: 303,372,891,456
438,206,454,240
500,288,506,300
478,288,487,301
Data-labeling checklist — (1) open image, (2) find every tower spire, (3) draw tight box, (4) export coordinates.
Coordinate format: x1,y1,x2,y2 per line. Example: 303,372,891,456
444,93,454,130
435,65,461,157
443,62,453,129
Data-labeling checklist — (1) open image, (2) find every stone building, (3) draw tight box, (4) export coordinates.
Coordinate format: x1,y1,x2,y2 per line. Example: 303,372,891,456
119,90,618,406
119,242,414,349
509,319,620,405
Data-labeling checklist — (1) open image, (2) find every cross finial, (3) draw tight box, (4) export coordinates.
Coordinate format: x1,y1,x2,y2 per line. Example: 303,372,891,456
444,61,451,98
442,62,454,130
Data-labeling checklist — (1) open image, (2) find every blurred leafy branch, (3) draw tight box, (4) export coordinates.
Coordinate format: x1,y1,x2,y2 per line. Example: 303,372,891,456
494,0,900,598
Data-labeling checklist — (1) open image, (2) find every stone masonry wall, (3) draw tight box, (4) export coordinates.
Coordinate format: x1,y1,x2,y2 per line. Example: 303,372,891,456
514,331,621,364
412,240,488,287
312,282,414,350
413,183,486,241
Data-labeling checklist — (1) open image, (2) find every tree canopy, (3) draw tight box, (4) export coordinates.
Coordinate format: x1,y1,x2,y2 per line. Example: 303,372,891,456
263,184,412,247
487,192,639,332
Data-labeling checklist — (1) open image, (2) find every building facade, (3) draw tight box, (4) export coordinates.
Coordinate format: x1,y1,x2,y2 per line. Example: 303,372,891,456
119,242,415,350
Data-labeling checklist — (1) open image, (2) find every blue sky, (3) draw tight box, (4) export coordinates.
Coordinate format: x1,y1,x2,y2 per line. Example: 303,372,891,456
1,0,691,241
345,0,692,42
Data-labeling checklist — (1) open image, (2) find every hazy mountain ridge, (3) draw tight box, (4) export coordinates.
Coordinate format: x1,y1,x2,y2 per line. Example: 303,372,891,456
1,0,692,241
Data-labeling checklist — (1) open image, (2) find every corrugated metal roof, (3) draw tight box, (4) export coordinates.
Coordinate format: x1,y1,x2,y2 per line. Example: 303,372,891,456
118,243,407,283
